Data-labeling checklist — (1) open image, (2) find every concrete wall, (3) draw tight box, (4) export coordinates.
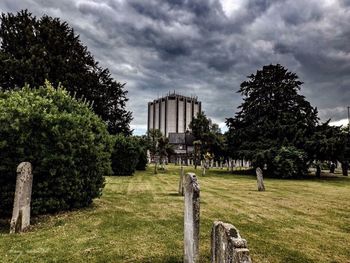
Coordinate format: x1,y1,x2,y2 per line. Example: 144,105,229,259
148,103,154,131
178,100,185,133
186,100,193,130
194,102,200,118
167,99,177,136
161,100,166,135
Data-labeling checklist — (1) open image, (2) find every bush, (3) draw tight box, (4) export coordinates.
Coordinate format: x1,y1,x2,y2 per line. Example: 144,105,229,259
136,147,148,170
0,82,113,216
111,135,140,175
272,146,307,178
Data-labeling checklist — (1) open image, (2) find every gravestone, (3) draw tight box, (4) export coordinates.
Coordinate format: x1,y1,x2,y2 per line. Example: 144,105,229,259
202,166,206,176
256,167,265,191
179,166,185,196
211,221,252,263
10,162,33,234
184,173,200,263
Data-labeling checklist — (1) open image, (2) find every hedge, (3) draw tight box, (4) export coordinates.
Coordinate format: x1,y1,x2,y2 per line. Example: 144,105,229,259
0,82,113,216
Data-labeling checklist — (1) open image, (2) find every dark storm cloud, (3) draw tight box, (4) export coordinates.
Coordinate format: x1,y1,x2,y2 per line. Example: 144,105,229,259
1,0,350,133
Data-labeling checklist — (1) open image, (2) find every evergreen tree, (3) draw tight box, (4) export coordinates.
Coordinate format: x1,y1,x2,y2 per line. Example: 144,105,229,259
0,10,132,135
226,64,319,177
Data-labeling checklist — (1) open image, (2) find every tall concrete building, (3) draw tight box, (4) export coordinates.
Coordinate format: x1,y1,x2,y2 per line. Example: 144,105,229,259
147,92,202,137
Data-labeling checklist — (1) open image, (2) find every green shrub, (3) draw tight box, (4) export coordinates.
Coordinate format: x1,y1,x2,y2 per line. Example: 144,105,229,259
136,147,148,171
0,82,113,216
111,135,139,175
272,146,307,178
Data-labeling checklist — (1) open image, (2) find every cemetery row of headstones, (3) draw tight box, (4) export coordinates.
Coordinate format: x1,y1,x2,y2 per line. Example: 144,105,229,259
8,161,262,263
180,170,254,263
175,158,252,169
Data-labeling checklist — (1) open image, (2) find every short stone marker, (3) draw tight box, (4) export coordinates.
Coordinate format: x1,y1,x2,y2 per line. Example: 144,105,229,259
184,173,200,263
10,162,33,234
211,221,252,263
256,167,265,191
179,166,185,196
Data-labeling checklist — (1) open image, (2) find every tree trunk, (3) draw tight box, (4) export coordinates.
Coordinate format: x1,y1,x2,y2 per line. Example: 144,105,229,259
342,161,348,176
316,164,321,178
329,162,335,173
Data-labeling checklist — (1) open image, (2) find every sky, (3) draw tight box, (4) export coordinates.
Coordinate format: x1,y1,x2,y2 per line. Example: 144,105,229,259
1,0,350,135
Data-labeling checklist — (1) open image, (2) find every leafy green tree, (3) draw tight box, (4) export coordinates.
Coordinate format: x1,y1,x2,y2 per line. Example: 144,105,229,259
0,82,113,215
131,135,149,171
226,64,319,178
0,10,132,135
189,112,210,140
147,129,163,174
305,121,346,176
158,136,172,170
190,112,225,164
111,135,140,176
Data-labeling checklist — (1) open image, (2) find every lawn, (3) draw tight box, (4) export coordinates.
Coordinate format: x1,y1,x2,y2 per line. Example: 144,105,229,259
0,165,350,263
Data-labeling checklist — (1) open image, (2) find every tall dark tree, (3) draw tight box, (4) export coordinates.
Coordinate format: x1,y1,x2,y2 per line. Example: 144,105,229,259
190,111,225,163
226,64,319,178
189,112,211,140
0,10,132,135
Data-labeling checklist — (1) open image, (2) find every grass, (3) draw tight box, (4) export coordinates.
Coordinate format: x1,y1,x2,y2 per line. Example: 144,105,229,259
0,165,350,262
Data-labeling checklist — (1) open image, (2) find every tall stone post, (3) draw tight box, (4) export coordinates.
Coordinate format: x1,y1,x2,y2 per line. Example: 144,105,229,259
179,166,185,196
211,221,252,263
256,167,265,191
184,173,200,263
10,162,33,234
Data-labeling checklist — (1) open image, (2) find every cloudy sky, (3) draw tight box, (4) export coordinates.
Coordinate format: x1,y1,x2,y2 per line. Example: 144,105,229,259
1,0,350,134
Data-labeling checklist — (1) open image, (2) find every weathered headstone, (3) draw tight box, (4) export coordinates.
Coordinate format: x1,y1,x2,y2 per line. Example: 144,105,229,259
211,221,252,263
202,166,206,176
256,167,265,191
179,166,185,196
10,162,33,234
184,173,200,263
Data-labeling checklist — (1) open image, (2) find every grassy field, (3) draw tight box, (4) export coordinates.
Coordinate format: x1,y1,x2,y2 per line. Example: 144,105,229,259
1,165,350,263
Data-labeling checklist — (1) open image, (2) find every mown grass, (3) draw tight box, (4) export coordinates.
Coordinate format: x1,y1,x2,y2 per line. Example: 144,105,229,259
0,165,349,262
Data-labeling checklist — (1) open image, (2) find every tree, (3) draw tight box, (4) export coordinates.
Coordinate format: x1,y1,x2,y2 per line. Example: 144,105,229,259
131,135,149,171
305,121,346,176
157,136,171,170
226,64,319,178
189,112,210,140
111,135,140,176
147,129,163,174
0,82,113,215
190,112,225,165
0,10,132,135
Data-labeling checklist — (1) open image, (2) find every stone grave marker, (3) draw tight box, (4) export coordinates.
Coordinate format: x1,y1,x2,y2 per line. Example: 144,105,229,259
256,167,265,191
184,173,200,263
211,221,252,263
10,162,33,234
179,166,185,196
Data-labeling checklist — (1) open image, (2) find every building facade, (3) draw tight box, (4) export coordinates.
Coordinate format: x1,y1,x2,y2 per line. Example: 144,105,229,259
147,92,201,137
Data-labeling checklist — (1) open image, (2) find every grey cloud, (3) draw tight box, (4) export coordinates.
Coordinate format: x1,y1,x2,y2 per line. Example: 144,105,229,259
1,0,350,134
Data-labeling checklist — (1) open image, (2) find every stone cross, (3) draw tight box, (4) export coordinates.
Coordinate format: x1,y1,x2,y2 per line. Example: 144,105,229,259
256,167,265,191
211,221,252,263
10,162,33,234
179,166,185,196
184,173,200,263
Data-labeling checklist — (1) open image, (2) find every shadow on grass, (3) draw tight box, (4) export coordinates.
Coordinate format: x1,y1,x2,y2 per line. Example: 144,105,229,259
138,256,181,263
167,192,181,196
0,218,9,234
